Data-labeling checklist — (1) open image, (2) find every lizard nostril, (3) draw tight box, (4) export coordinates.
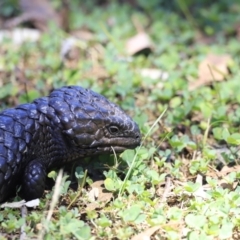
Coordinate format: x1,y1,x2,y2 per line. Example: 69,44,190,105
136,134,140,140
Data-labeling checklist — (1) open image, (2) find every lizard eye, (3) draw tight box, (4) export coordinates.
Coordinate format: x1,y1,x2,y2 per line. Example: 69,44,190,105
108,126,119,135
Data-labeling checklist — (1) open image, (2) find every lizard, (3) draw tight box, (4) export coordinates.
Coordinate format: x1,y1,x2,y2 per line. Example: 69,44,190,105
0,85,141,202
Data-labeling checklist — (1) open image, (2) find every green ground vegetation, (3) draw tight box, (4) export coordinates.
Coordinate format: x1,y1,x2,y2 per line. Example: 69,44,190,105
1,1,240,239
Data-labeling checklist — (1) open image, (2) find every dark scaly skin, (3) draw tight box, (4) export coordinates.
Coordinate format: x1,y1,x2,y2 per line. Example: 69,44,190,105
0,86,141,202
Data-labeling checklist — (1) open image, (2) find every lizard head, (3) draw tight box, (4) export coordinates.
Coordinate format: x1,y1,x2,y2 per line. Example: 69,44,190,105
49,86,141,155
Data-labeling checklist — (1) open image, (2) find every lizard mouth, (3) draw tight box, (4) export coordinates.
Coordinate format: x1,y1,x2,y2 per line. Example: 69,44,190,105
111,145,139,153
97,145,138,153
96,139,141,153
76,132,141,153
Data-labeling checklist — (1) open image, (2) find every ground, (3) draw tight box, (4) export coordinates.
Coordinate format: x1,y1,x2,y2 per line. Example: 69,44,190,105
1,1,240,239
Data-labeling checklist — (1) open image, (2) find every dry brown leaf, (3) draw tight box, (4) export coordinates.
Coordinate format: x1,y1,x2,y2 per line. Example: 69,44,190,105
126,32,153,55
189,54,233,91
218,165,240,190
71,29,95,42
220,165,240,176
219,180,238,190
206,167,220,179
4,0,60,31
205,165,240,190
86,180,113,211
81,66,108,80
207,165,240,178
131,226,161,240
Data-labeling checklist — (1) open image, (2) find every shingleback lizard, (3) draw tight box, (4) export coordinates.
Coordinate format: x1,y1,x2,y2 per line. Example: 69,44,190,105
0,86,141,202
